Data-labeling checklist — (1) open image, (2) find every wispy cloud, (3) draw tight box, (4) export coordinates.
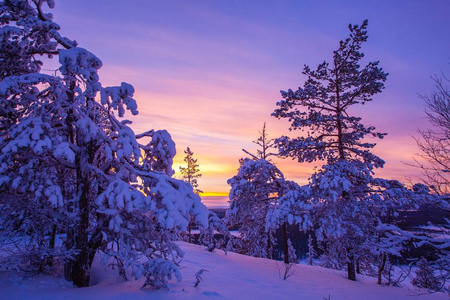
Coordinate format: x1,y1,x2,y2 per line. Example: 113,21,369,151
51,0,449,194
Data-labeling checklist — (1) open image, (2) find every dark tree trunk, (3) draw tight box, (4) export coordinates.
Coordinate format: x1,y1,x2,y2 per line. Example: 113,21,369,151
266,231,272,259
88,214,108,267
356,257,361,274
72,248,91,287
64,83,76,283
71,138,97,287
72,171,91,287
347,254,356,281
47,224,57,266
283,223,289,264
377,254,387,285
188,216,192,243
49,224,57,250
64,227,74,281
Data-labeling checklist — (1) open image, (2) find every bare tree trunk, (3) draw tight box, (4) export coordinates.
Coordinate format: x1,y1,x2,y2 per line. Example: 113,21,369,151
64,227,74,281
188,216,192,243
71,168,91,287
377,254,387,285
71,139,97,287
266,231,272,259
64,82,76,282
356,257,361,274
347,254,356,281
47,223,57,266
283,223,289,264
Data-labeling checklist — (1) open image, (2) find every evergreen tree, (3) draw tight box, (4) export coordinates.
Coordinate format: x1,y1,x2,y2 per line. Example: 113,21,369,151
307,234,316,266
229,125,303,262
0,0,207,288
179,147,202,243
227,158,284,259
179,147,202,194
273,20,388,281
286,238,297,263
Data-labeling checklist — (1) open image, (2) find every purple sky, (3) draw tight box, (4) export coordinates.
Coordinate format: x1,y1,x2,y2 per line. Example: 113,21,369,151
50,1,450,200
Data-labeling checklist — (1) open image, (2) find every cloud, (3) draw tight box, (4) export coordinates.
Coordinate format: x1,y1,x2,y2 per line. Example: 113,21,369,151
51,0,448,195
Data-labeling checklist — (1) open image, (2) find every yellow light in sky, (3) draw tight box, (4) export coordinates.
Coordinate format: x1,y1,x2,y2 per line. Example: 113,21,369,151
199,192,229,197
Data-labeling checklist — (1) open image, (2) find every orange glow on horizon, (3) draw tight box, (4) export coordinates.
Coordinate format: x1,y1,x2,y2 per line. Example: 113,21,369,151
199,192,229,197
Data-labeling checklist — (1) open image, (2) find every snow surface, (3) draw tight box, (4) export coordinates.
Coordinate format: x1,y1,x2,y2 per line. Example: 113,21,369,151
0,242,446,299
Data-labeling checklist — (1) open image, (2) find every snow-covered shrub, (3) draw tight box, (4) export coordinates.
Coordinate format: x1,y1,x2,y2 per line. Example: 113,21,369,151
200,210,230,252
307,234,316,266
412,257,442,291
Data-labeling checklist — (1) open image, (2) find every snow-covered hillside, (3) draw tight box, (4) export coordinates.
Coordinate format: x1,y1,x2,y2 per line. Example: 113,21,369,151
0,242,446,299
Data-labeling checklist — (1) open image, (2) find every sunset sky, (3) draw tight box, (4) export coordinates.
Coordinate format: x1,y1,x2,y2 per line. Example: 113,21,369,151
50,1,450,206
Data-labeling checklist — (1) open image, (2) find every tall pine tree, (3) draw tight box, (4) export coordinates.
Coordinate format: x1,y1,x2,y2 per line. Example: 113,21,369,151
273,20,388,281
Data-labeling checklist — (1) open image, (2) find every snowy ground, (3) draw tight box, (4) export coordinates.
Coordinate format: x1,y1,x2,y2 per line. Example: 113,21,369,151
0,242,446,299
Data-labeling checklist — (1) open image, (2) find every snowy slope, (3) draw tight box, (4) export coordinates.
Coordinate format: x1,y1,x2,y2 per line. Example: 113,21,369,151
0,242,446,299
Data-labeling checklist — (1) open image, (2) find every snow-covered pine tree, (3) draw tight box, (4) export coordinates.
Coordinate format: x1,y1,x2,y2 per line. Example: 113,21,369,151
229,125,305,262
0,0,207,289
286,238,297,263
0,0,78,277
227,158,283,258
200,210,231,252
272,20,388,281
307,234,316,266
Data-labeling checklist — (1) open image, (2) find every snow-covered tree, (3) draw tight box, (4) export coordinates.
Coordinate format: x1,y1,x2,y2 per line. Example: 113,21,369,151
365,179,418,284
232,125,309,262
227,158,285,259
286,238,297,263
307,234,316,266
200,210,231,252
272,20,389,281
412,257,442,291
409,185,450,291
0,0,207,289
265,180,311,263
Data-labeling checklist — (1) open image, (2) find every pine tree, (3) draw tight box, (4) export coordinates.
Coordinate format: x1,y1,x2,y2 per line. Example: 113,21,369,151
286,238,297,263
273,20,388,281
229,125,303,262
0,0,207,288
307,234,316,266
227,158,284,258
179,147,202,243
179,147,202,194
